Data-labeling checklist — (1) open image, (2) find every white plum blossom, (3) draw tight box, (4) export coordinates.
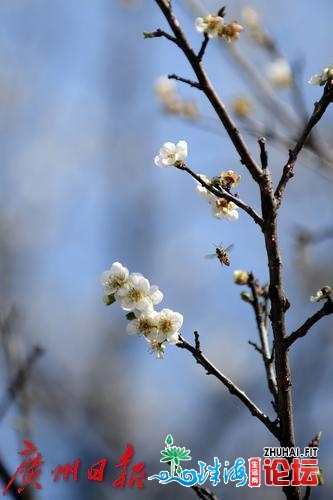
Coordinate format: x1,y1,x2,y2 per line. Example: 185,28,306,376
265,58,293,88
154,140,188,167
310,286,332,303
308,66,333,86
195,15,224,38
148,339,166,360
211,199,239,221
196,175,239,221
127,309,158,338
156,308,183,344
116,273,163,313
100,262,129,296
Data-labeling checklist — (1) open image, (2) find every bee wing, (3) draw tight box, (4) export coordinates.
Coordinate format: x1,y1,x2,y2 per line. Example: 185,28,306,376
205,253,217,260
225,244,234,253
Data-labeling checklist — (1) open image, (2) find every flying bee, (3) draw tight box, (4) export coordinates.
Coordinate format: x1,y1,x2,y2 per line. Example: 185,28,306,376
205,243,234,266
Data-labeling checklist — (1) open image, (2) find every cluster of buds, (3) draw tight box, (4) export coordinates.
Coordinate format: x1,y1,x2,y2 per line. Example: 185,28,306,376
196,171,240,221
310,286,332,303
308,65,333,86
195,14,243,42
154,76,199,119
101,262,183,358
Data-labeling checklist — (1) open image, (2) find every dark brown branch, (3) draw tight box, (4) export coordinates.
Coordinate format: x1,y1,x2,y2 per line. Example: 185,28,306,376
175,162,264,227
168,73,202,89
0,345,44,421
258,137,268,170
197,34,209,61
144,28,179,46
0,455,33,500
284,300,333,349
177,334,280,439
192,485,218,500
248,273,278,407
275,82,333,205
154,0,262,183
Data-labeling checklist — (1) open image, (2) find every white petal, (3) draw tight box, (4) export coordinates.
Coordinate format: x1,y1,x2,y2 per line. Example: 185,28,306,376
154,155,164,167
149,286,164,305
308,74,321,85
167,330,180,345
127,320,139,335
160,142,176,156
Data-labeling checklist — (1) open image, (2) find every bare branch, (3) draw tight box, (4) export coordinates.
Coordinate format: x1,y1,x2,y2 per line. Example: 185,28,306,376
0,345,44,421
258,137,268,170
248,273,278,407
284,300,333,349
275,82,333,205
177,334,280,439
197,34,209,61
168,73,202,89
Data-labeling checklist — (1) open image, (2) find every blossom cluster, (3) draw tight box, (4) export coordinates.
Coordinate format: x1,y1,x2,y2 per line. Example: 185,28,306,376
101,262,183,358
196,171,240,221
310,286,332,303
308,66,333,86
195,15,243,42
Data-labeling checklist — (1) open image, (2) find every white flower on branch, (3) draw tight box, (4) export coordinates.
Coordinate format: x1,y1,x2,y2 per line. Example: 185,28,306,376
308,66,333,86
195,15,225,39
156,308,183,344
310,286,332,303
100,262,130,295
211,199,239,221
265,58,293,88
148,339,166,359
127,309,159,337
195,15,243,42
116,273,163,313
154,140,188,167
196,175,239,221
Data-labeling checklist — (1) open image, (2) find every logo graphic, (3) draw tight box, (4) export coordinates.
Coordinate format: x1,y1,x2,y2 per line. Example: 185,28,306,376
148,436,320,489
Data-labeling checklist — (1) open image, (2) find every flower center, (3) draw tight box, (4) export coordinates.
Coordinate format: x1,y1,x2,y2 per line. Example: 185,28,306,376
128,287,143,303
159,318,173,333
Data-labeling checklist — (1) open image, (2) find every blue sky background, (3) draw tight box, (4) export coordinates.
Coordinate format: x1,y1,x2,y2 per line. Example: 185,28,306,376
0,1,332,499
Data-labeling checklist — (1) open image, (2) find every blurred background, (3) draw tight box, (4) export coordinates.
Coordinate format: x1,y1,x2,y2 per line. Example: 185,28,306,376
0,0,332,498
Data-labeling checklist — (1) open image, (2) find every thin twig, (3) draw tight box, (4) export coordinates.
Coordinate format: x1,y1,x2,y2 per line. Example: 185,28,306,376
0,345,44,421
177,334,280,439
168,73,202,89
197,34,209,61
275,82,333,205
284,300,333,349
248,273,278,408
258,137,268,170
